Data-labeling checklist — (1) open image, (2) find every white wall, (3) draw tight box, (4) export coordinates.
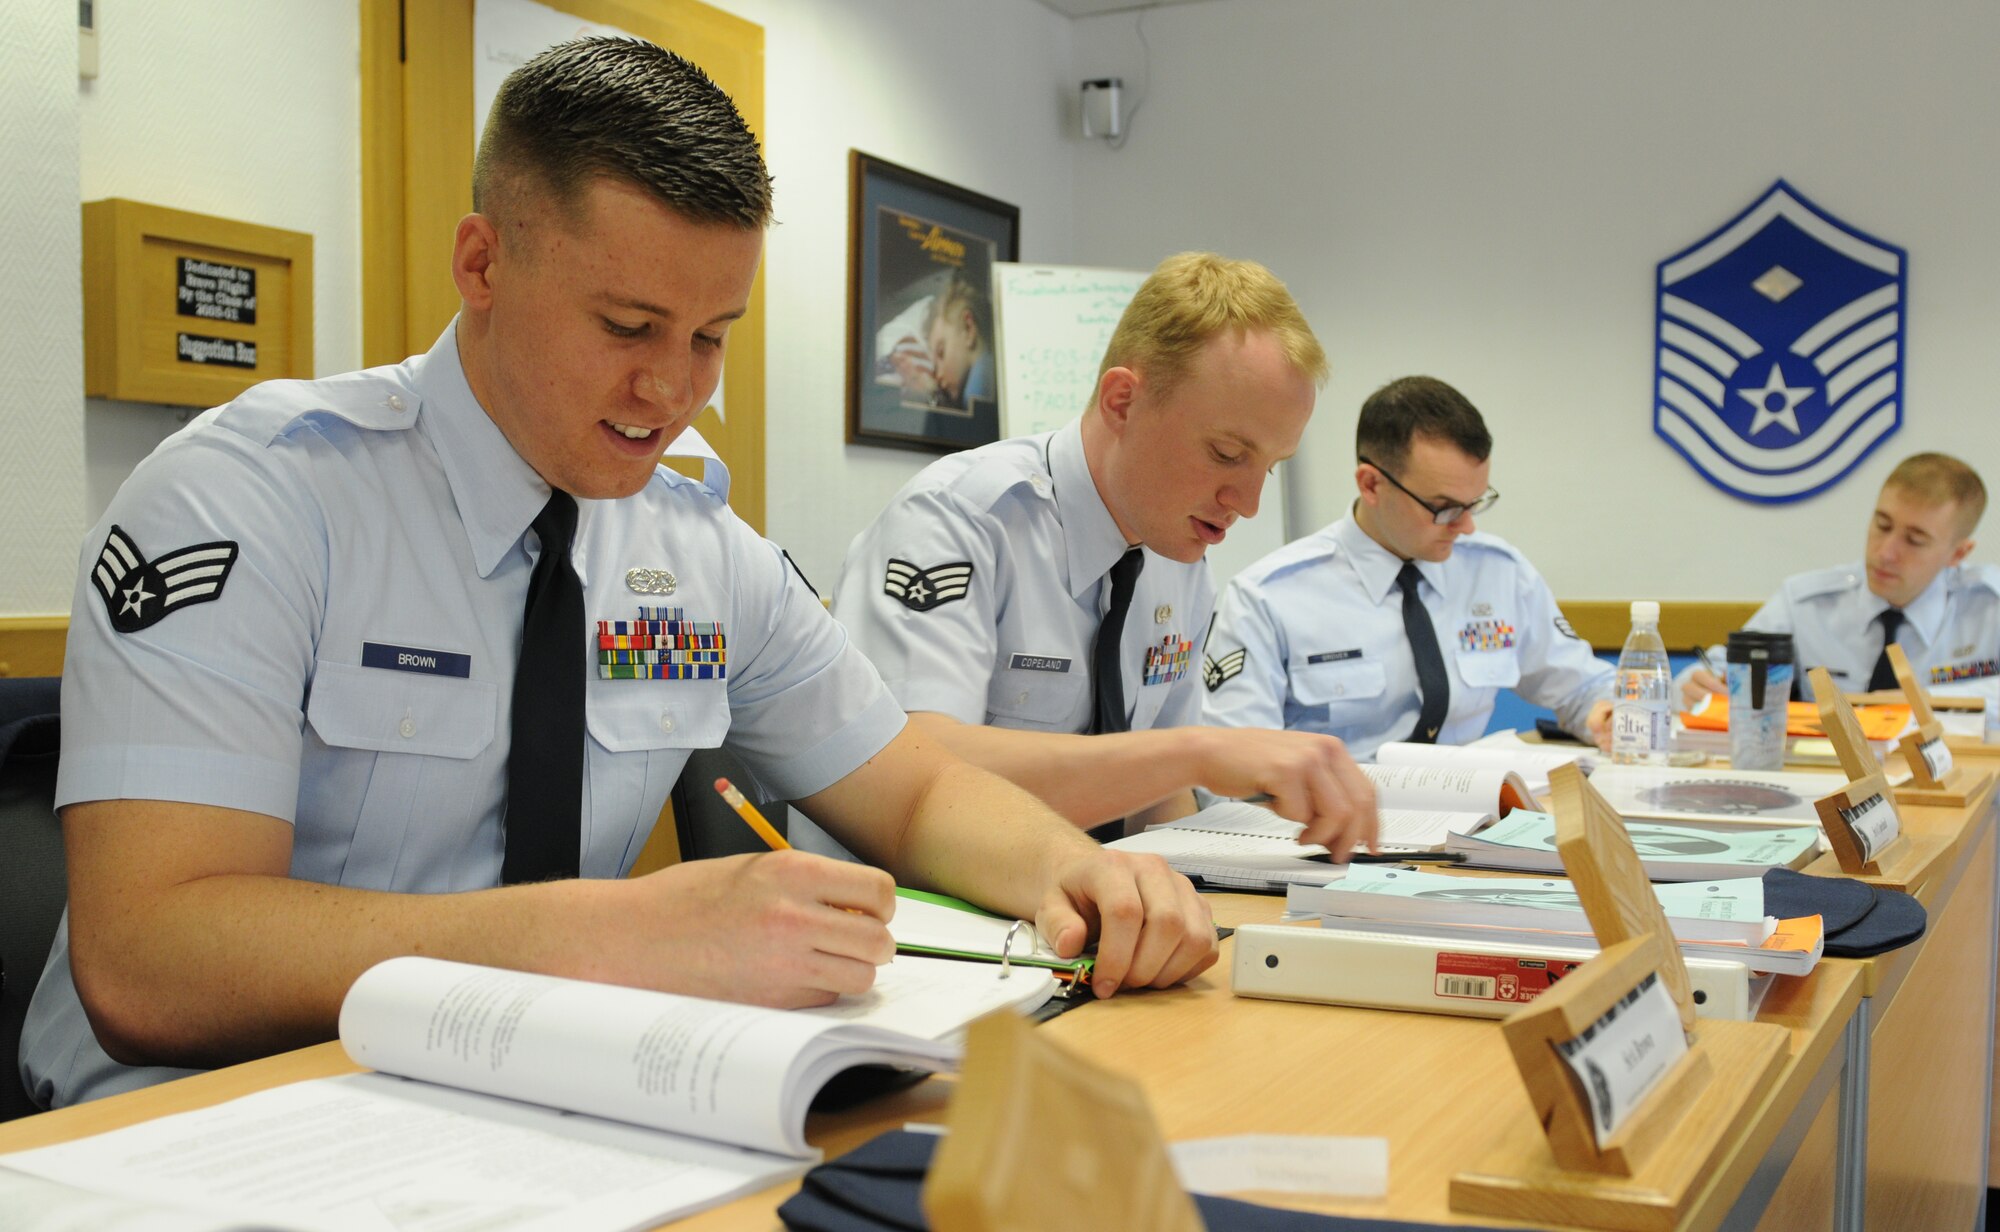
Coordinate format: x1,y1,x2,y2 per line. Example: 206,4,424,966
0,0,86,615
0,0,1071,616
77,1,364,528
13,0,1994,617
1071,0,2000,601
700,0,1079,588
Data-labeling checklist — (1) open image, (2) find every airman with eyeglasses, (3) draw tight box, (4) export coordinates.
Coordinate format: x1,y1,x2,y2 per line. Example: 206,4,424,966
1201,376,1617,761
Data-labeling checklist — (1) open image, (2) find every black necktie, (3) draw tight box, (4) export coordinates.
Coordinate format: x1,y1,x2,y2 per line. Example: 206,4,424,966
1868,608,1907,692
1398,562,1449,744
502,492,586,885
1090,548,1146,736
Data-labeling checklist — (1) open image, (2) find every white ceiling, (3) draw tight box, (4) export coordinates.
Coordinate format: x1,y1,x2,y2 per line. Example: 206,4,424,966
1032,0,1208,18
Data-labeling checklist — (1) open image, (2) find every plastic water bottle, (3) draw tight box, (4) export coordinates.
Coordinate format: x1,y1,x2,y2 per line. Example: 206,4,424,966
1611,600,1673,765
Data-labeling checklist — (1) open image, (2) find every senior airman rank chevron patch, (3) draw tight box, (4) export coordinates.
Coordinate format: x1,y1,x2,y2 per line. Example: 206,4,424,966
884,559,973,612
1203,648,1247,692
596,606,727,680
91,525,239,634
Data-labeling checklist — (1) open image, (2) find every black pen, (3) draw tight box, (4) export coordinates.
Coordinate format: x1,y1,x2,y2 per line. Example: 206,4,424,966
1346,851,1466,865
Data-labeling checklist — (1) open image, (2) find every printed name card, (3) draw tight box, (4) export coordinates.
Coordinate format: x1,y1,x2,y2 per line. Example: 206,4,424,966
1835,791,1900,864
1554,972,1689,1144
1918,737,1954,784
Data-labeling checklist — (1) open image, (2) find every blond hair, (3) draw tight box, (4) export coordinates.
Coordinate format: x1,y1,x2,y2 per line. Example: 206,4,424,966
1098,252,1328,397
1884,452,1986,538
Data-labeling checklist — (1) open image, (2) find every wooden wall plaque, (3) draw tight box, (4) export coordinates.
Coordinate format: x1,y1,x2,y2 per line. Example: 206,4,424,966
83,199,313,408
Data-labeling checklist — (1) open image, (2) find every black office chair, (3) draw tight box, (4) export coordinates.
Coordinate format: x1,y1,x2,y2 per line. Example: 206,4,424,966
0,676,64,1122
669,745,788,861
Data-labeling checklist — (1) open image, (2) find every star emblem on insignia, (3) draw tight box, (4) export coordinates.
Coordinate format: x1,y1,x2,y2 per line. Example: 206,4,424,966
1737,362,1814,437
90,525,240,634
883,559,974,613
120,581,155,617
1203,648,1247,692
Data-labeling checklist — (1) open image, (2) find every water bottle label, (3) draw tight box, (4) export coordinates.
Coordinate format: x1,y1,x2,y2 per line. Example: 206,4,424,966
1611,702,1671,754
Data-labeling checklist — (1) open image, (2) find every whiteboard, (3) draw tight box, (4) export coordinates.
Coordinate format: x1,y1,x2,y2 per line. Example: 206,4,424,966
992,262,1293,588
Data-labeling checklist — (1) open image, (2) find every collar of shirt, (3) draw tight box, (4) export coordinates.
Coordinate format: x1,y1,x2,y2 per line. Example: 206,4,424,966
1047,417,1135,600
1331,513,1445,606
1871,564,1952,647
411,319,553,580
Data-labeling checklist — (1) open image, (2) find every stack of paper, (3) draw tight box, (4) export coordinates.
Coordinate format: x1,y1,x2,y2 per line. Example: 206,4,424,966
1288,867,1824,977
1444,810,1822,881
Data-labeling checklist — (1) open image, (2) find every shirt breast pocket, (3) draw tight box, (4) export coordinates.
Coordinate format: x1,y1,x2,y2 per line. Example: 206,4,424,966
1288,656,1388,709
986,664,1089,731
305,661,498,886
308,661,496,758
1456,648,1522,690
584,681,732,873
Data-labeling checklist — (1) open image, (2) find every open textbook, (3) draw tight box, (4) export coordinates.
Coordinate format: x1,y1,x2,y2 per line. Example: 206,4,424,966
1379,736,1595,797
1444,810,1822,882
1106,767,1527,889
0,955,1056,1232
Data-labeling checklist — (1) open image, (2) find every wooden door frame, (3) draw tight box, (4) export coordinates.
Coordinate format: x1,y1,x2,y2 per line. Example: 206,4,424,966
358,0,767,531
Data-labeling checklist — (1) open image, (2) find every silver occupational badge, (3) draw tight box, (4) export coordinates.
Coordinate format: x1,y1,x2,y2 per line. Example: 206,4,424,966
1154,604,1173,624
625,567,678,596
1471,602,1493,617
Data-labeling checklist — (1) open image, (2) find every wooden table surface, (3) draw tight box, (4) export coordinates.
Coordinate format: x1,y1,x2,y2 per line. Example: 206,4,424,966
0,894,1873,1232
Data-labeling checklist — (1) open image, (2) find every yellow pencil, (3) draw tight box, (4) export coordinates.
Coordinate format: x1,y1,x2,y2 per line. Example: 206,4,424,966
714,777,790,851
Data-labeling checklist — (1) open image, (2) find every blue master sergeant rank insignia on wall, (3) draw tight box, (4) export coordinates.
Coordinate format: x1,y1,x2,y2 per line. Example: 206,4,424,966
1653,179,1907,504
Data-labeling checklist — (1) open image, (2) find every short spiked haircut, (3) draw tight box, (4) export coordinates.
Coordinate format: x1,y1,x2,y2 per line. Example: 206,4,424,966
473,36,772,231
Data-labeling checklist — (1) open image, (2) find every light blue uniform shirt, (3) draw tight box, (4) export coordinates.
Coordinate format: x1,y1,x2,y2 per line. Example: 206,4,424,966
1688,561,2000,699
24,324,903,1108
1201,515,1614,761
831,418,1211,735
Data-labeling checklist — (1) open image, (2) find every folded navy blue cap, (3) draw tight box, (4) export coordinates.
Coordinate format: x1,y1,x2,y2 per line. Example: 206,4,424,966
1762,867,1926,958
778,1129,1537,1232
1762,868,1875,933
1824,882,1926,957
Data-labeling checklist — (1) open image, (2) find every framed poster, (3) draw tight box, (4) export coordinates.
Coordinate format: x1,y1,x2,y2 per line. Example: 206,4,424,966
846,151,1019,453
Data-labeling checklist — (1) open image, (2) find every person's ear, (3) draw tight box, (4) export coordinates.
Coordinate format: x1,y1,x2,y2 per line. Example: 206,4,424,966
1096,367,1140,436
1355,463,1382,507
452,213,502,310
1949,535,1977,568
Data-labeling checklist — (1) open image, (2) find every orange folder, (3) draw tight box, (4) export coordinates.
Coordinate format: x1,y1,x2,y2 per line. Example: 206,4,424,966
1681,700,1910,740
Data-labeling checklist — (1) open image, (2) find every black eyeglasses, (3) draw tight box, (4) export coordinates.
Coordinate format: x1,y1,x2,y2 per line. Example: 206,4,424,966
1358,455,1500,525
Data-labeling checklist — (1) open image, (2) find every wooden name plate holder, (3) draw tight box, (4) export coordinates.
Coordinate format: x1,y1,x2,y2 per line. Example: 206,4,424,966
926,1010,1205,1232
1883,645,1982,807
1806,665,1938,892
1451,764,1789,1232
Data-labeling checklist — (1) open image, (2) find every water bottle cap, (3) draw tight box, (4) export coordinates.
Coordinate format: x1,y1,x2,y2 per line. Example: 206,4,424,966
1630,600,1660,623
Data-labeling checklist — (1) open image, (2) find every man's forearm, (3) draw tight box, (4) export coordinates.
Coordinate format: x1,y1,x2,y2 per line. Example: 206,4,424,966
881,758,1100,925
70,866,617,1070
908,713,1208,826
